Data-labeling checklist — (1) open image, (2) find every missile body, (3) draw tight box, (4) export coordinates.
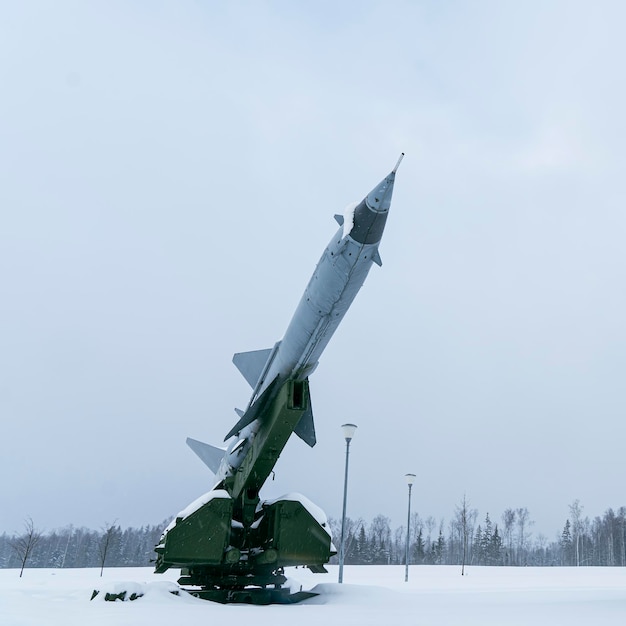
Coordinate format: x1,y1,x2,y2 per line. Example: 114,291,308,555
219,159,401,480
155,157,402,598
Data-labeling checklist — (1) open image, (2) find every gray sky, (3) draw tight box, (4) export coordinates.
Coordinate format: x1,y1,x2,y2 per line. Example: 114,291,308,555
1,0,625,540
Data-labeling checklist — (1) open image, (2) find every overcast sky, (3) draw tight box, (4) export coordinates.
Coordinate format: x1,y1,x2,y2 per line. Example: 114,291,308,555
1,1,625,541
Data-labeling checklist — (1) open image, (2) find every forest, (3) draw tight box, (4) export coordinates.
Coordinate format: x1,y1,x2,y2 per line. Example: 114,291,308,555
2,500,625,571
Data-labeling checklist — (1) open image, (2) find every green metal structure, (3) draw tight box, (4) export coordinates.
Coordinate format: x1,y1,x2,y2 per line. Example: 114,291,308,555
154,380,334,603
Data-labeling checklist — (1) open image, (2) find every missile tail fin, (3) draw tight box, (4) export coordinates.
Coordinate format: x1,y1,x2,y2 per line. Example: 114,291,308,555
294,390,316,447
233,348,273,387
373,250,382,267
224,377,280,441
186,437,227,474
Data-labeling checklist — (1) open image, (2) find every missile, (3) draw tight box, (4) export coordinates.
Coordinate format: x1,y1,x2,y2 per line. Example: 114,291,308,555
154,156,403,601
218,153,401,478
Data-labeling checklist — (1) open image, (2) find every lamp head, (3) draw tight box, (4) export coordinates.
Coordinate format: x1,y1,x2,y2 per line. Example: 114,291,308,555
405,473,416,486
341,423,358,442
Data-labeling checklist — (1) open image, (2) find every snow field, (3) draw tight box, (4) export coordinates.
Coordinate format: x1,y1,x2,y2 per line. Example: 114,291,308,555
1,565,626,626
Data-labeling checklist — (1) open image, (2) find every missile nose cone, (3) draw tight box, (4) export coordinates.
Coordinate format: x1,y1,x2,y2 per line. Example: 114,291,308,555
366,172,395,213
365,153,403,214
348,154,402,245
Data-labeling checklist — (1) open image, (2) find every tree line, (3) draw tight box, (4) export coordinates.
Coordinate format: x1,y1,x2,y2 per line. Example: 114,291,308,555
0,520,167,571
2,499,625,572
330,500,626,568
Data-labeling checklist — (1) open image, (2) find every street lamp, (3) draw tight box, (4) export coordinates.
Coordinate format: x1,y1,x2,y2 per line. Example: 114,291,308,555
338,423,357,583
404,473,416,582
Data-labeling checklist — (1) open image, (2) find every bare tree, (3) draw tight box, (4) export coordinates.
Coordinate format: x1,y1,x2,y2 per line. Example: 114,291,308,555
410,511,423,552
60,524,73,568
370,514,392,564
516,507,534,565
11,517,42,577
535,533,547,566
569,500,584,566
454,495,476,575
424,515,436,554
501,508,516,565
328,516,364,563
619,507,626,567
98,520,119,577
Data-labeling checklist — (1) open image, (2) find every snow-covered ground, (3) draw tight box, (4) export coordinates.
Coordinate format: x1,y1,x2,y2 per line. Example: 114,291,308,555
2,565,626,625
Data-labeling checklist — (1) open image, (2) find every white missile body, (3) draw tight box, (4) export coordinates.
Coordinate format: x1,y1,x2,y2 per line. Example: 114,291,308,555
188,156,403,486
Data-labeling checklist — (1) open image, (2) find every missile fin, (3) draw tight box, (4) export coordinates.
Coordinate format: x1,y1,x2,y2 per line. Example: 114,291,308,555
224,376,280,441
234,408,244,417
186,437,227,474
294,393,316,447
233,348,273,388
334,214,344,226
373,250,382,267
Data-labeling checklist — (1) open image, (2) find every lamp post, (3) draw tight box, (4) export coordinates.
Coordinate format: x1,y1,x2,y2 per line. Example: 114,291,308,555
338,423,357,584
404,473,416,582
